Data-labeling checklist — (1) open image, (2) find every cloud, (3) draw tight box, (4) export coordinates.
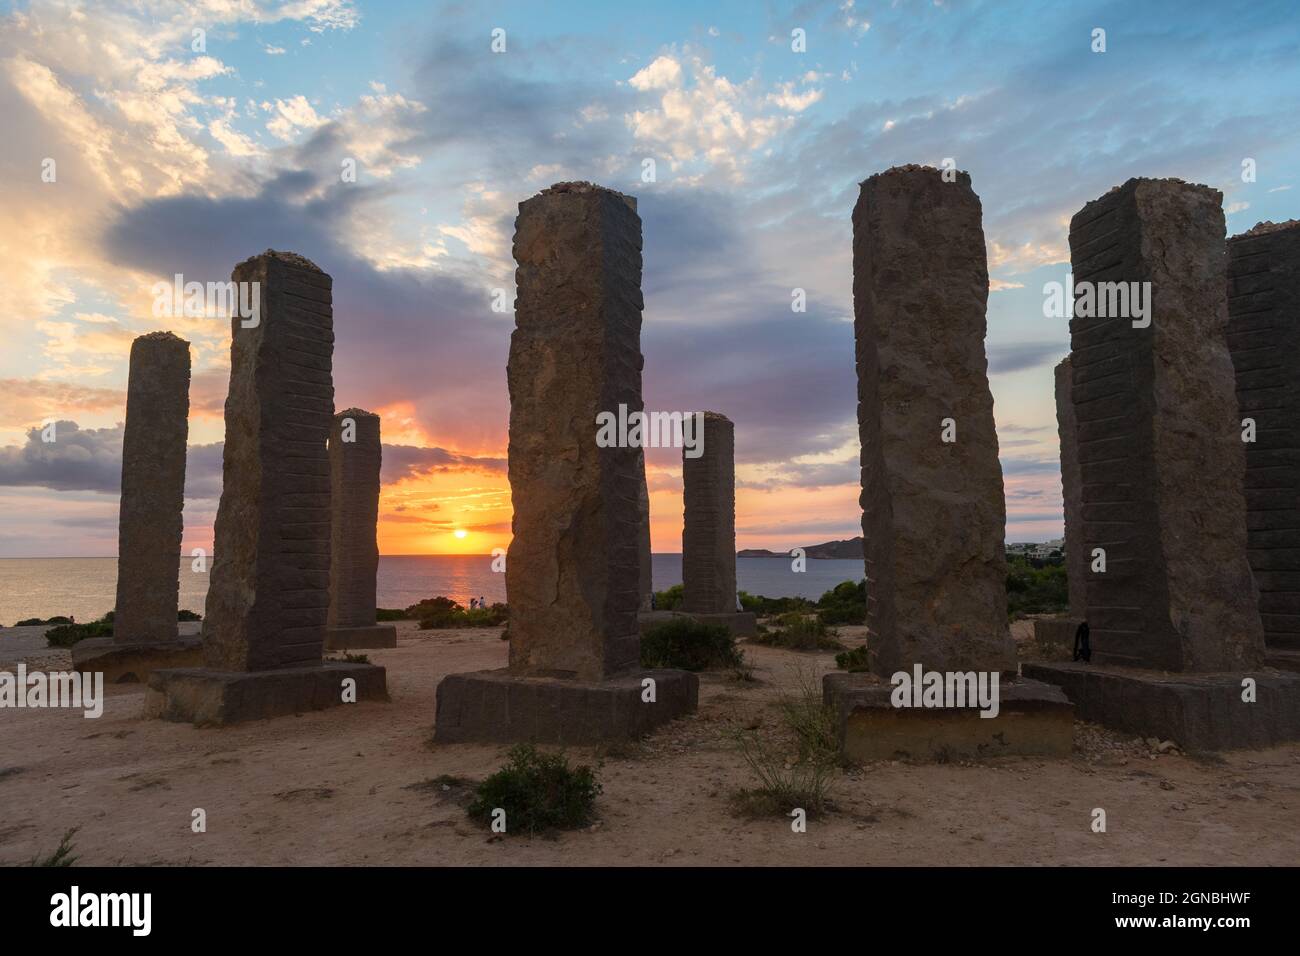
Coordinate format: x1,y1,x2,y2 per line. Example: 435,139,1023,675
0,421,122,492
381,444,506,485
988,342,1066,375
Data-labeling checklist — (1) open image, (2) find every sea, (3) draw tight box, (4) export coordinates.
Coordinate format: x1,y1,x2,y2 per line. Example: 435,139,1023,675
0,555,864,625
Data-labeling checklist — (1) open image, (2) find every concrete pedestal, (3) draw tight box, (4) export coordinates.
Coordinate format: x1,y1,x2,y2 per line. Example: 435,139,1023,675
433,668,698,744
823,672,1074,762
146,662,388,727
1023,661,1300,751
72,634,203,684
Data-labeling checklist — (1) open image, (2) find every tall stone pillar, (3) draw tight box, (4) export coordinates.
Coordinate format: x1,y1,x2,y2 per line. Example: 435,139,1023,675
1023,181,1297,752
74,332,203,681
851,165,1016,677
147,250,386,725
1228,220,1300,655
434,183,697,744
1055,357,1087,617
504,182,644,682
1066,178,1262,672
325,409,396,650
682,412,737,614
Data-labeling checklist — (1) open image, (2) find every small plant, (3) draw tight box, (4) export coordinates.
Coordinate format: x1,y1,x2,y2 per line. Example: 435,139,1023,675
376,607,408,622
640,617,742,671
816,580,867,625
750,612,843,651
731,731,834,818
835,645,870,672
336,653,370,664
30,828,79,867
45,618,113,648
467,744,601,835
652,583,684,610
177,609,202,622
739,591,815,616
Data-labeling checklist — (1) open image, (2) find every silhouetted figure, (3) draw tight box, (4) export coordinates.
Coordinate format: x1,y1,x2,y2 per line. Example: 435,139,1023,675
1073,620,1091,663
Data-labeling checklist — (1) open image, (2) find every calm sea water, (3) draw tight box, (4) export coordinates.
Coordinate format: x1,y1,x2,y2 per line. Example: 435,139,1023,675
0,555,864,625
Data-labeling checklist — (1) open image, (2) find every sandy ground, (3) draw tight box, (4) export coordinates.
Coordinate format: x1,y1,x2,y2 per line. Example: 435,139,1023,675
1,619,1297,866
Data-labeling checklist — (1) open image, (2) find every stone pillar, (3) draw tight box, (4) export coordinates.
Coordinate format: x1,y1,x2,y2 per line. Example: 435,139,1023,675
74,332,205,682
115,332,190,642
1227,219,1300,653
637,450,653,611
433,183,698,744
149,251,386,724
325,409,396,649
1067,178,1263,671
1054,357,1087,617
682,412,737,614
852,165,1015,677
505,182,644,681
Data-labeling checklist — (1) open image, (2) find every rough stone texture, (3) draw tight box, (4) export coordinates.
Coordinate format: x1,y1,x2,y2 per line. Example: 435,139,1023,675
146,662,388,726
682,412,737,615
1069,179,1264,671
202,250,335,672
1227,220,1300,652
1033,618,1082,659
852,165,1015,677
823,673,1074,762
326,408,393,649
1023,661,1300,751
434,668,698,744
1054,358,1087,616
505,182,644,681
114,331,190,644
637,449,653,611
72,635,203,684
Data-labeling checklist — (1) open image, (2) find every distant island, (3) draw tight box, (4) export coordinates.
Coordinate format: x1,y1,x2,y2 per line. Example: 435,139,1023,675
737,536,863,559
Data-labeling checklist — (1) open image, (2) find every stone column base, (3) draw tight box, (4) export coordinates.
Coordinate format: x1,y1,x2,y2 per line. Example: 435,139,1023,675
1265,649,1300,673
1032,618,1082,658
325,624,397,650
145,662,388,726
433,667,698,744
823,672,1074,763
72,635,204,684
1023,661,1300,751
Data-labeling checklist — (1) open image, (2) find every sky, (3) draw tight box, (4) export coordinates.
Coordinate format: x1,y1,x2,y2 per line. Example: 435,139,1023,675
0,0,1297,558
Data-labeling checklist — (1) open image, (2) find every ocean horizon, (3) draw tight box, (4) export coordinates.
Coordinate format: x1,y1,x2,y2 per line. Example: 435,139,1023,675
0,553,865,625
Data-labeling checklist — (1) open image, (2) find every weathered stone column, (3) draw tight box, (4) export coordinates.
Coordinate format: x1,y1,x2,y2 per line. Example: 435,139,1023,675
637,450,653,611
115,332,190,641
1066,178,1263,671
325,409,396,649
851,165,1016,677
682,412,737,614
147,250,386,725
1228,219,1300,655
434,183,697,744
1055,356,1087,617
504,182,644,681
74,332,203,681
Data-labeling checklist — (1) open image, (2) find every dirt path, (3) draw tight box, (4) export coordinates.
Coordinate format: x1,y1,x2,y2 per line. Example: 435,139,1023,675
1,621,1296,866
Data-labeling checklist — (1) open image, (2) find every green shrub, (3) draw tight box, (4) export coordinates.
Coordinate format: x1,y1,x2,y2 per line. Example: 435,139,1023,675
376,607,408,622
816,580,866,625
739,591,814,616
177,609,202,622
45,619,113,648
653,583,684,610
750,612,843,651
417,601,508,629
640,617,742,670
834,645,871,672
16,616,72,627
1006,557,1068,617
467,745,601,835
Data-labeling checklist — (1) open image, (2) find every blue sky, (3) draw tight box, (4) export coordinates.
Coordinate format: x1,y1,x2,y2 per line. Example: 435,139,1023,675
0,0,1297,556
